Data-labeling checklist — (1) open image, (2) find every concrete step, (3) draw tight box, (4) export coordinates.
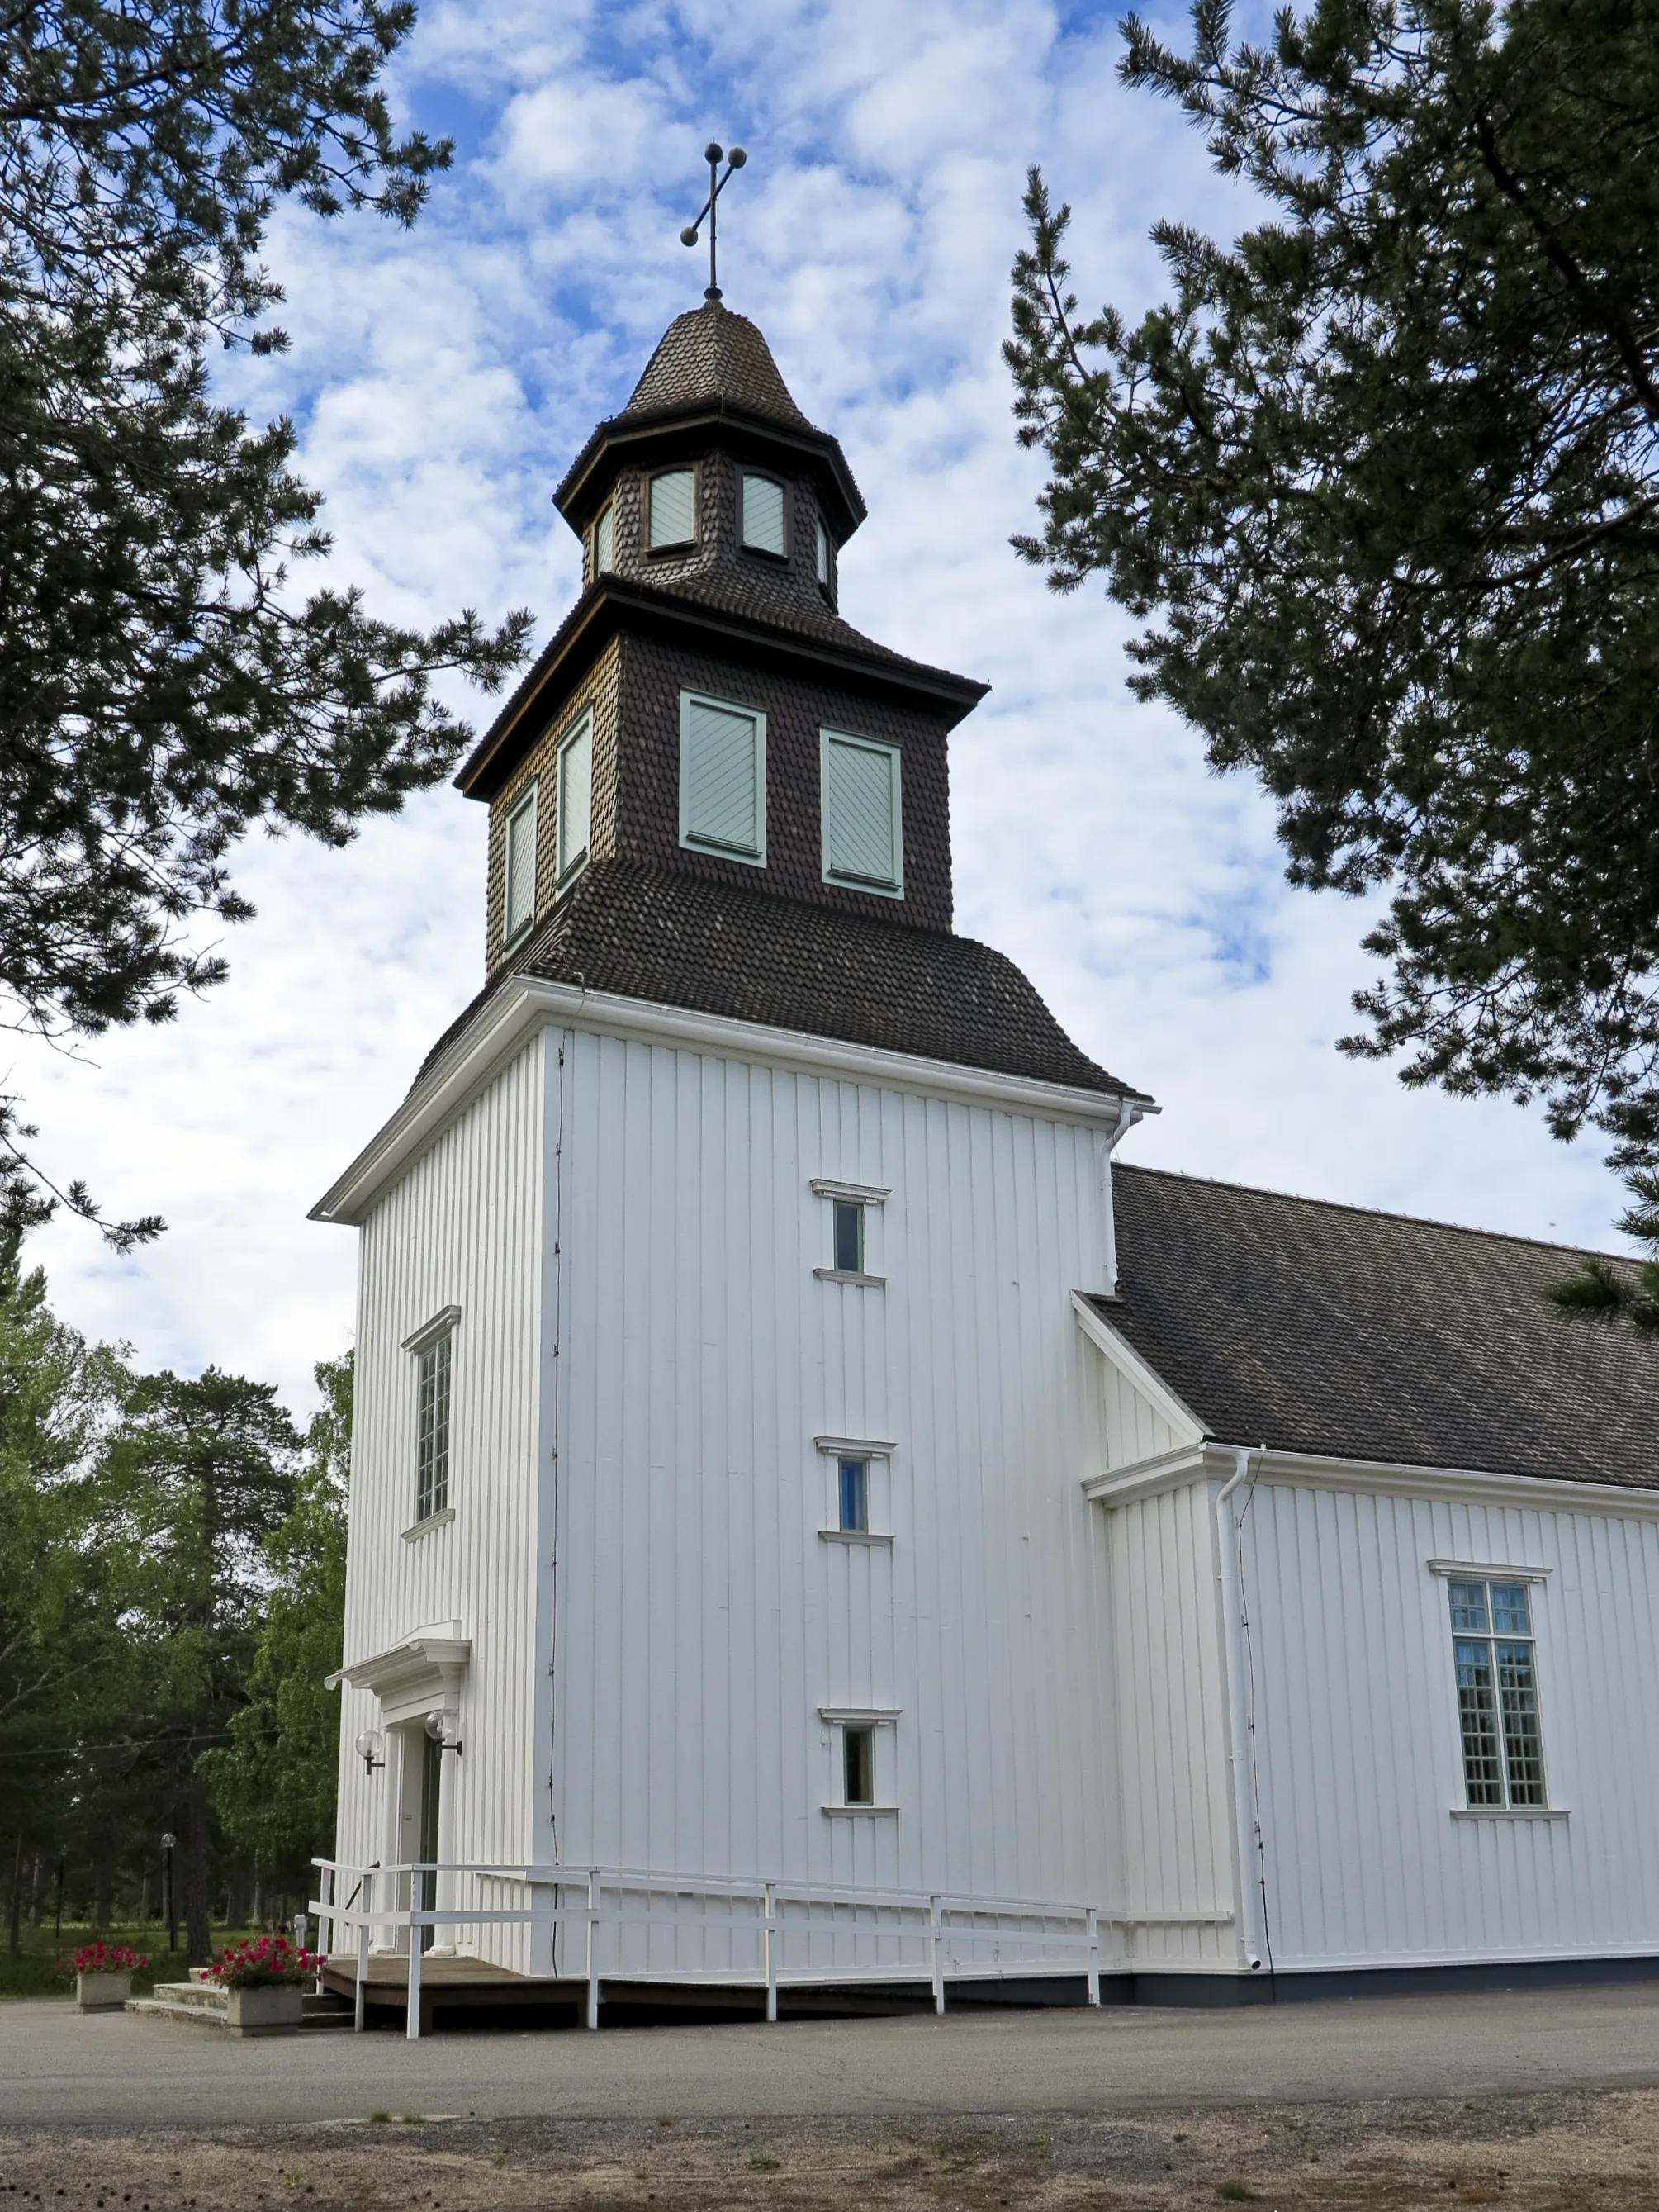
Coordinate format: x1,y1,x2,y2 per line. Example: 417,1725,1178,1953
151,1980,226,2012
126,1982,353,2031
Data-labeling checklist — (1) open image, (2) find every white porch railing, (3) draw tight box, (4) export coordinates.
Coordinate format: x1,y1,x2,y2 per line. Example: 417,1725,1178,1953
309,1859,1180,2042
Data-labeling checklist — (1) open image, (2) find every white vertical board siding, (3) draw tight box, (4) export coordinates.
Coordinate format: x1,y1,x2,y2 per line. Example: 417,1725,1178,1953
1102,1482,1237,1968
550,1028,1120,1966
333,1039,545,1966
1240,1479,1659,1970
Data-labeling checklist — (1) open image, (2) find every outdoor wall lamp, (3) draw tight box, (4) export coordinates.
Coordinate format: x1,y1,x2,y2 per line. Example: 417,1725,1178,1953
424,1708,462,1756
355,1728,386,1775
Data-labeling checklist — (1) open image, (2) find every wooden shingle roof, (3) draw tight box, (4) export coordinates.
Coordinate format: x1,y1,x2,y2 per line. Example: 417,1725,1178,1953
416,859,1140,1100
1096,1165,1659,1489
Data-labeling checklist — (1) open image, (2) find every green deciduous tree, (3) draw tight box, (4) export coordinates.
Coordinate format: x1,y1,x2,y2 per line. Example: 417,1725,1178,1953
1007,0,1659,1236
205,1352,351,1899
1,2,533,1241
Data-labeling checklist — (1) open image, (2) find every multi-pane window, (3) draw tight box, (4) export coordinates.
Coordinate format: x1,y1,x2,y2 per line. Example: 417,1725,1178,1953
504,783,538,944
838,1457,869,1534
649,468,696,549
832,1199,864,1275
742,472,785,555
557,713,592,883
680,691,766,863
594,502,614,576
1449,1578,1547,1808
822,729,903,896
415,1330,453,1523
843,1724,875,1808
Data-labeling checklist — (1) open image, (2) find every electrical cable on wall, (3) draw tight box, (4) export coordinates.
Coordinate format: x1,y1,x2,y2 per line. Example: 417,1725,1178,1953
1235,1450,1277,1996
547,1034,567,1972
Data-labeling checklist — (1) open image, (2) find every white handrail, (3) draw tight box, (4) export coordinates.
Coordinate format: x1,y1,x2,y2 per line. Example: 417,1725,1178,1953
310,1856,1230,2040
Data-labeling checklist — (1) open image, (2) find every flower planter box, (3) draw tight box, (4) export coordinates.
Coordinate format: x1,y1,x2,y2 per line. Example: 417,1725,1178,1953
76,1971,133,2011
224,1982,306,2036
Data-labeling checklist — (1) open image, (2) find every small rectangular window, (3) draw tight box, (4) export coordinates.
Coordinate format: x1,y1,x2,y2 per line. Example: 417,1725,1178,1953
504,784,538,943
816,516,830,588
838,1458,869,1533
822,729,903,896
594,502,614,575
843,1724,875,1808
742,472,785,556
1449,1577,1546,1808
557,713,592,883
680,691,766,863
415,1331,453,1522
649,468,696,549
832,1199,863,1275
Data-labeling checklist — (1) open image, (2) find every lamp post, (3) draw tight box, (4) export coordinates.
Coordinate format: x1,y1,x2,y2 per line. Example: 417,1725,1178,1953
160,1833,177,1955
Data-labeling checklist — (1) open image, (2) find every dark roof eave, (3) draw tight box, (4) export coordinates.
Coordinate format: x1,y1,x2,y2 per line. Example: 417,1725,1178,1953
456,579,989,800
554,401,867,540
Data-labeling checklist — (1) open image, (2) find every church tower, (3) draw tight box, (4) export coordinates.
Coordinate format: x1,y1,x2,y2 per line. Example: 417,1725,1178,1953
437,298,1120,1096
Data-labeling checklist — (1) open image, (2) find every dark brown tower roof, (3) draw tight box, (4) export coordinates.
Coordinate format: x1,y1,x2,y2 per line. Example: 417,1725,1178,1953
622,302,815,431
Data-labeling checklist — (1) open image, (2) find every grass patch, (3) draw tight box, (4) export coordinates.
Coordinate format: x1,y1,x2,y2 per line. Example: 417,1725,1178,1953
1217,2184,1258,2203
1,1920,272,1999
748,2153,780,2172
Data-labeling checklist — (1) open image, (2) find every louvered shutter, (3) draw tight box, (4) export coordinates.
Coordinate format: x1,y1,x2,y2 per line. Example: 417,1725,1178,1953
649,468,696,548
557,715,591,879
682,697,762,857
742,474,785,554
822,733,900,890
505,786,538,938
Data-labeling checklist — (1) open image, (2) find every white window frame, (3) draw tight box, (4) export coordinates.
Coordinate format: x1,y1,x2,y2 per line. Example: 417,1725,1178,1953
741,470,787,558
1432,1564,1552,1813
810,1176,887,1284
679,689,766,866
502,781,538,947
814,1434,895,1546
593,501,614,577
647,465,698,551
556,708,593,887
404,1306,460,1528
815,515,831,591
818,1708,900,1816
820,728,903,898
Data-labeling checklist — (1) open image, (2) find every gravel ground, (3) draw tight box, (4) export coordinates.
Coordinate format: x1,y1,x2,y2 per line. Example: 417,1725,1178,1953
2,2089,1657,2211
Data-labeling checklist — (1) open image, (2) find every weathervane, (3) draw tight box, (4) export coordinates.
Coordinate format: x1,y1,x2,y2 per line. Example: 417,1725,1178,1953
680,140,747,301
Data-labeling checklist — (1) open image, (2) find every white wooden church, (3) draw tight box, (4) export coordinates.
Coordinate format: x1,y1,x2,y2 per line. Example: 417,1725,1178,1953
313,296,1659,2024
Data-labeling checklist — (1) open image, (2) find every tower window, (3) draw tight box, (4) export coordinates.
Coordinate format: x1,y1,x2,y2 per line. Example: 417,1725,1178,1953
742,472,785,557
822,729,903,897
415,1327,453,1524
648,468,696,550
837,1457,869,1533
594,501,614,576
557,712,592,884
504,782,538,945
816,516,831,590
680,690,766,865
842,1724,875,1808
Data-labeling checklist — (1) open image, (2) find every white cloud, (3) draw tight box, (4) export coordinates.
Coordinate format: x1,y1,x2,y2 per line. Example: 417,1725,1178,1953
13,0,1629,1421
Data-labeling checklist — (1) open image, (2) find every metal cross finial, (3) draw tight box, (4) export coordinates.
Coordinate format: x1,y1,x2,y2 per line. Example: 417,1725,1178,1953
680,140,747,301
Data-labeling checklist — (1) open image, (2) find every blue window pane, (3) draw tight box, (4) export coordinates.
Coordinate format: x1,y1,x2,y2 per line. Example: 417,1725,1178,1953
1448,1579,1488,1633
1490,1583,1531,1635
1453,1637,1505,1805
833,1200,862,1275
839,1458,868,1533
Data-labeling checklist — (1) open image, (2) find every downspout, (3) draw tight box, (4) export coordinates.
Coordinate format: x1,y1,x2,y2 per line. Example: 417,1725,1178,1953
1098,1095,1140,1295
1216,1446,1268,1984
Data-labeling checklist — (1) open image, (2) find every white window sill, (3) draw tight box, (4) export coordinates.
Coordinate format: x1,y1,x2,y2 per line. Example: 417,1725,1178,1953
819,1529,893,1546
813,1268,887,1287
821,1805,899,1818
1449,1805,1567,1821
401,1507,455,1542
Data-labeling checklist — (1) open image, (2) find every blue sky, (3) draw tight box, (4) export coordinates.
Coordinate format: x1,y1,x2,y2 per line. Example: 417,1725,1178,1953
13,0,1625,1417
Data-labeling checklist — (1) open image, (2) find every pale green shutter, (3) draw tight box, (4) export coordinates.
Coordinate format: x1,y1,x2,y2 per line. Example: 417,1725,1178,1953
824,734,899,889
650,468,696,548
684,699,761,855
742,474,785,554
557,716,591,878
505,786,538,938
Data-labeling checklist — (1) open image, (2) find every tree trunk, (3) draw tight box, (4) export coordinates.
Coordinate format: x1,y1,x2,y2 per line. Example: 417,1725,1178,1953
7,1834,21,1956
92,1862,110,1930
27,1850,42,1926
250,1868,263,1930
183,1778,212,1966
